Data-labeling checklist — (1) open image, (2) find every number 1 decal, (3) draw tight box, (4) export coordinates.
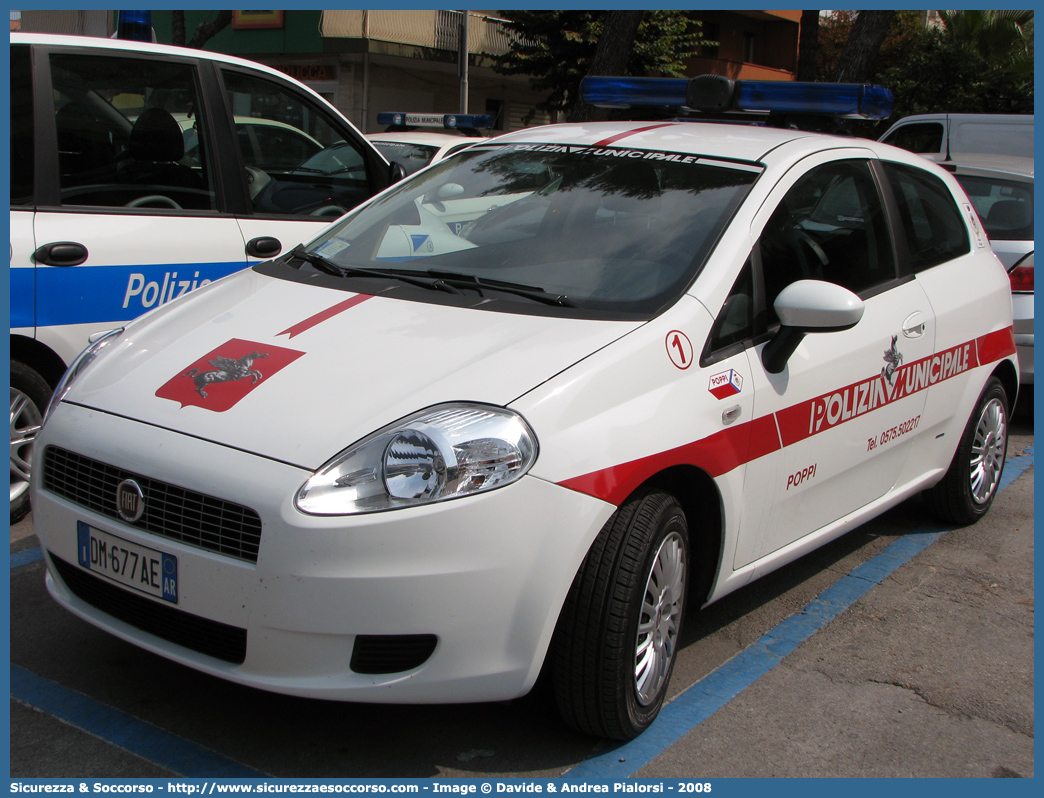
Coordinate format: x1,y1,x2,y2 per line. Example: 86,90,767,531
666,330,693,370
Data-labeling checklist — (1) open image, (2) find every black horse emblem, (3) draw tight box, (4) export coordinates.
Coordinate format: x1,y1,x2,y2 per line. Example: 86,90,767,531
184,352,269,398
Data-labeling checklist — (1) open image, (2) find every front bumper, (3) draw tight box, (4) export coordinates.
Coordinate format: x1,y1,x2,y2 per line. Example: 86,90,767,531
31,403,614,703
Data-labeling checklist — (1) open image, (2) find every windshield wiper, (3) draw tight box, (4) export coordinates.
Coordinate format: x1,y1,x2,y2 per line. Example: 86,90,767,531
425,269,579,308
289,247,464,295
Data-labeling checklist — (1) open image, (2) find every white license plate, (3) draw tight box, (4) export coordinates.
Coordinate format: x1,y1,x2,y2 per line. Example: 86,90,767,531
76,521,178,603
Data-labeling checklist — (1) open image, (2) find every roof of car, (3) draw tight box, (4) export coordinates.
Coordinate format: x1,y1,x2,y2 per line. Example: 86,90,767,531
366,131,487,147
928,153,1034,181
484,119,870,165
13,31,286,73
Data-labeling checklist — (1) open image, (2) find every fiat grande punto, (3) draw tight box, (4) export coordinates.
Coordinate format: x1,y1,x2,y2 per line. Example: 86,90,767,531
31,78,1017,740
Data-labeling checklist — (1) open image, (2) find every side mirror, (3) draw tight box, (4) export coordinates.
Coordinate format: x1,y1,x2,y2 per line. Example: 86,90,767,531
388,161,407,184
761,280,864,374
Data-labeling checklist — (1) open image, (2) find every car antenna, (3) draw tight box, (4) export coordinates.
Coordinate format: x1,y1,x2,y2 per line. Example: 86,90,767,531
944,113,952,163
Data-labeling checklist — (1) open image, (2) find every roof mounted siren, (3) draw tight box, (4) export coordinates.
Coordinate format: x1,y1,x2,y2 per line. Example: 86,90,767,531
580,76,894,132
376,112,494,137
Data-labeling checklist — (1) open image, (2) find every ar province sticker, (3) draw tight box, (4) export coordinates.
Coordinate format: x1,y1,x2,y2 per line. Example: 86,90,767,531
156,338,304,412
709,369,743,399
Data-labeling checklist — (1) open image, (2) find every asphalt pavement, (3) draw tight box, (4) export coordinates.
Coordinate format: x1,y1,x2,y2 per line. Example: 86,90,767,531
8,419,1034,780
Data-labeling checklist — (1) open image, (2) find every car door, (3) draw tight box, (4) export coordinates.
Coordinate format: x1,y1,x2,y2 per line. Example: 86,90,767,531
739,153,937,564
30,43,249,366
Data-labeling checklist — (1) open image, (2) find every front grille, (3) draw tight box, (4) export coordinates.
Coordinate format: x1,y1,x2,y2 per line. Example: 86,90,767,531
351,634,438,674
51,554,247,664
42,446,262,563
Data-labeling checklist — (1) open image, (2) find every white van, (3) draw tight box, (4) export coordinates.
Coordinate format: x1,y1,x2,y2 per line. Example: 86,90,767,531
878,113,1033,158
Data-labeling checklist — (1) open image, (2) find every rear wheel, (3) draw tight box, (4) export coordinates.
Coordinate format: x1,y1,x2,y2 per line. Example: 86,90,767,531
552,489,688,739
11,361,51,524
924,377,1008,525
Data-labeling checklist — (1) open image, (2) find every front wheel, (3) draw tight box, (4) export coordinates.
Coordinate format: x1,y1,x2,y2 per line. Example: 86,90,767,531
11,362,52,524
923,377,1009,526
552,489,689,739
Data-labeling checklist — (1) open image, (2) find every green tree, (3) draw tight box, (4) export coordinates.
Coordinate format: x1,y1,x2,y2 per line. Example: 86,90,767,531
815,11,1032,133
171,10,232,48
490,10,707,121
938,10,1033,79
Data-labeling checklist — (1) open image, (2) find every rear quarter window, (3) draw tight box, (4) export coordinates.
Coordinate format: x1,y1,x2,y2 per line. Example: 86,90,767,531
881,162,970,272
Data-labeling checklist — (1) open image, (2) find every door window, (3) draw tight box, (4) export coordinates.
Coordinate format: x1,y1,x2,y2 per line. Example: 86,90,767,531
49,52,217,211
11,44,33,205
221,70,372,219
758,160,896,325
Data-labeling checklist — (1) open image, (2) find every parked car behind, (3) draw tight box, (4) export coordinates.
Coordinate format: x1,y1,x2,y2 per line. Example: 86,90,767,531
10,32,403,523
367,112,492,174
943,154,1033,395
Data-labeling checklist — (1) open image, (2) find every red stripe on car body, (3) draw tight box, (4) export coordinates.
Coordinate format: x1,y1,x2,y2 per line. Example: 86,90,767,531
278,294,373,339
558,328,1016,504
592,124,678,148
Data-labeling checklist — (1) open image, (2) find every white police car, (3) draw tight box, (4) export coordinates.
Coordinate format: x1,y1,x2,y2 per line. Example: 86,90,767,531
367,112,492,175
30,77,1017,740
10,32,403,522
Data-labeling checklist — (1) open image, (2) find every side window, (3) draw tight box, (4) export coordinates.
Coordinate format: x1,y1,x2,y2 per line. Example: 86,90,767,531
881,162,971,272
881,122,944,154
221,70,371,219
10,45,33,205
49,52,217,211
706,259,755,357
758,160,896,325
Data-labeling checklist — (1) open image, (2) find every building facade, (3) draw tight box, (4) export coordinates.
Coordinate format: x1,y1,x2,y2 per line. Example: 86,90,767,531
14,10,805,134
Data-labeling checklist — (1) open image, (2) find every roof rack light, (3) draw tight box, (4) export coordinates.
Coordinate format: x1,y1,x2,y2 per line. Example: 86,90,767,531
581,75,894,120
376,112,494,130
115,9,153,42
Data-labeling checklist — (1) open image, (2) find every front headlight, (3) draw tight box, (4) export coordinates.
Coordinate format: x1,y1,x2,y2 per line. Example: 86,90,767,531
43,328,125,422
295,403,538,515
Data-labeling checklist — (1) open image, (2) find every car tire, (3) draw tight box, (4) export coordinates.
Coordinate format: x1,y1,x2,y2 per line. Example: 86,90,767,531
923,376,1009,526
552,489,688,740
10,361,51,524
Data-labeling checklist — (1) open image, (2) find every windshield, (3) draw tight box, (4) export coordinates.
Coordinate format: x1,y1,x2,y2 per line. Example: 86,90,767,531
297,143,761,317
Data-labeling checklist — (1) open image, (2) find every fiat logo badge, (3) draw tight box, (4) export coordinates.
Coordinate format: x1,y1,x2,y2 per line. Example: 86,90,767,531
116,479,145,523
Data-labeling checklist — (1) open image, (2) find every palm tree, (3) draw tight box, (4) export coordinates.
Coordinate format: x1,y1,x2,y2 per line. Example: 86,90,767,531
938,10,1033,78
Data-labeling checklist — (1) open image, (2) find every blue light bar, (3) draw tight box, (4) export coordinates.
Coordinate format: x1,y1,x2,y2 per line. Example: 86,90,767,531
376,112,493,130
581,75,894,120
729,80,894,120
116,10,153,42
581,77,689,109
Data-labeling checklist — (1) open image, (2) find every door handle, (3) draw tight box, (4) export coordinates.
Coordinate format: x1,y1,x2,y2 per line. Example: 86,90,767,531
246,237,282,259
722,405,742,425
902,311,927,338
34,242,88,267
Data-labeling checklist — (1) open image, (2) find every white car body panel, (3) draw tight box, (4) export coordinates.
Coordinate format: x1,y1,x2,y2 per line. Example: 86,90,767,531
71,269,640,469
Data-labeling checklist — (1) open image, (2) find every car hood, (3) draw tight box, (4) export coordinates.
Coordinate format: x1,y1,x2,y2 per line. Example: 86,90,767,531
67,268,640,469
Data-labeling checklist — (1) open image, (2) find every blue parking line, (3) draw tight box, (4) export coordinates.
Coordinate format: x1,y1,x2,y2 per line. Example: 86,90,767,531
10,665,267,777
11,547,43,569
565,446,1034,779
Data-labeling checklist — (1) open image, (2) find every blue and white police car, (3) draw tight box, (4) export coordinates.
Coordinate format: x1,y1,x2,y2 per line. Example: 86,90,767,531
366,112,493,175
10,32,404,523
31,77,1017,739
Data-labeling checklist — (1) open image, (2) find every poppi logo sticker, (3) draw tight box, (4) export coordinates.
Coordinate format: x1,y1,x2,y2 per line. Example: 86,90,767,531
156,338,304,412
708,369,743,399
